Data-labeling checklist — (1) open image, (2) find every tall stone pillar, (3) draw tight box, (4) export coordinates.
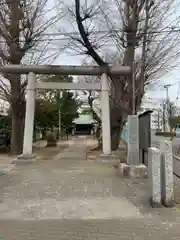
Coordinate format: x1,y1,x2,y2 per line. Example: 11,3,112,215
127,115,139,165
159,140,174,207
101,73,111,155
13,72,36,163
148,147,162,207
119,115,148,178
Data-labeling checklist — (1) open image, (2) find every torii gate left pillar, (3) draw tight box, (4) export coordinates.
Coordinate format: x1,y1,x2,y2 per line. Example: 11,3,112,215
12,72,36,163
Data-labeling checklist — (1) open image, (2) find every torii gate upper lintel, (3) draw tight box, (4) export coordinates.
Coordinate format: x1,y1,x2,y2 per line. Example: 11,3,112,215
3,64,131,76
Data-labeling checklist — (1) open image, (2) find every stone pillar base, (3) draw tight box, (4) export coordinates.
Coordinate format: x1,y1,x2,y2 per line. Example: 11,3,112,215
12,154,36,164
162,199,175,208
97,154,120,167
118,163,148,178
150,197,163,208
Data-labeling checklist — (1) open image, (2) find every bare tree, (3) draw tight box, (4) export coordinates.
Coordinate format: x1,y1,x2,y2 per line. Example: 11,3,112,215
64,0,180,150
0,0,63,154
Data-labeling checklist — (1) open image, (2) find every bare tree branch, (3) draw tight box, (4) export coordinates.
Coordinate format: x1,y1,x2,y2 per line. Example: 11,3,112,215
68,0,180,148
0,0,64,154
75,0,106,66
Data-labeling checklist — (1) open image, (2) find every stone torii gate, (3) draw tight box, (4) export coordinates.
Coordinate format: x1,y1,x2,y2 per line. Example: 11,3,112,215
3,64,131,162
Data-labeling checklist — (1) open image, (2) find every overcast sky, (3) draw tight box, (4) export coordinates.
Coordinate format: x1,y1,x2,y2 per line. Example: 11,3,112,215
47,0,180,105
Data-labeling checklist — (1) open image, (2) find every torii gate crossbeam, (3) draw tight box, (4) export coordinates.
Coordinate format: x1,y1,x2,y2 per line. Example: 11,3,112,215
3,64,131,76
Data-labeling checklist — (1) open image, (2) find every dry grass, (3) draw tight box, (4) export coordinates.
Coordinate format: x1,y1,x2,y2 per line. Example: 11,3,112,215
33,141,69,161
86,138,127,163
0,141,69,163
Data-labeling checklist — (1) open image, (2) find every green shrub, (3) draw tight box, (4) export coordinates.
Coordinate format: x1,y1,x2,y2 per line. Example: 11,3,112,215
46,131,57,147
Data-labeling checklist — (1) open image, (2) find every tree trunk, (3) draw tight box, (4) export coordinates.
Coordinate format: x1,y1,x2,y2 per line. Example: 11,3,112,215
110,108,125,151
111,125,121,150
11,107,24,155
10,74,25,155
93,107,125,151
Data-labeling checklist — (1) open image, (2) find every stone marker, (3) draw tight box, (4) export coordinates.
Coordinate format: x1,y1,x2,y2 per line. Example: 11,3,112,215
159,140,174,207
127,115,139,165
148,147,162,207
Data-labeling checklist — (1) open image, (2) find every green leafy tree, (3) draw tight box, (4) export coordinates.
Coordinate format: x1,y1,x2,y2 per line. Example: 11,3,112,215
59,91,80,128
35,100,57,129
0,115,11,132
35,75,81,133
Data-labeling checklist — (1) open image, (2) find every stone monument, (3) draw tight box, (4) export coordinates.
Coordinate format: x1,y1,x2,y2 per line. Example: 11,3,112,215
127,115,139,165
118,115,147,179
148,147,162,207
159,140,174,207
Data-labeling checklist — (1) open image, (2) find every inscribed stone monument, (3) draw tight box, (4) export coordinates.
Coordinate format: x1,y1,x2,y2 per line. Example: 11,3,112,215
159,140,174,207
148,147,162,207
127,115,139,165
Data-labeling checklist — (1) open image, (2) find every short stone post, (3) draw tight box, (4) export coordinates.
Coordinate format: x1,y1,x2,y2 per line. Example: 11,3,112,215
127,115,139,165
159,140,174,207
148,147,162,207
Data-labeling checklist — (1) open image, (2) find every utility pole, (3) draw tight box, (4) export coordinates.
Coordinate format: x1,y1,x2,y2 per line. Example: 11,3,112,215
164,84,171,102
157,109,160,131
58,91,62,140
162,101,166,132
58,108,61,140
132,60,136,114
164,84,171,131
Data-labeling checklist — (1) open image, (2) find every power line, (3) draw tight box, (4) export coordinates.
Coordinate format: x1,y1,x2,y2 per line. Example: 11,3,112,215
159,80,180,89
1,0,180,35
0,2,180,42
40,27,180,36
0,30,179,45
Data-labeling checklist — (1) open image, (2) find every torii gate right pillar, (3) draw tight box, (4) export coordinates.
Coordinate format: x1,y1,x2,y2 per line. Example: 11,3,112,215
101,73,111,155
98,73,119,165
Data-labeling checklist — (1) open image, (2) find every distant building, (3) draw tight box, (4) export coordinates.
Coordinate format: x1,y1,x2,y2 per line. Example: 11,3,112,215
73,114,96,135
78,101,90,114
138,97,163,130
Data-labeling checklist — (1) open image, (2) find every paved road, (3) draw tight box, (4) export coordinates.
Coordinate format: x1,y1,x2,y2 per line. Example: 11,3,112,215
151,134,180,154
1,136,180,239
